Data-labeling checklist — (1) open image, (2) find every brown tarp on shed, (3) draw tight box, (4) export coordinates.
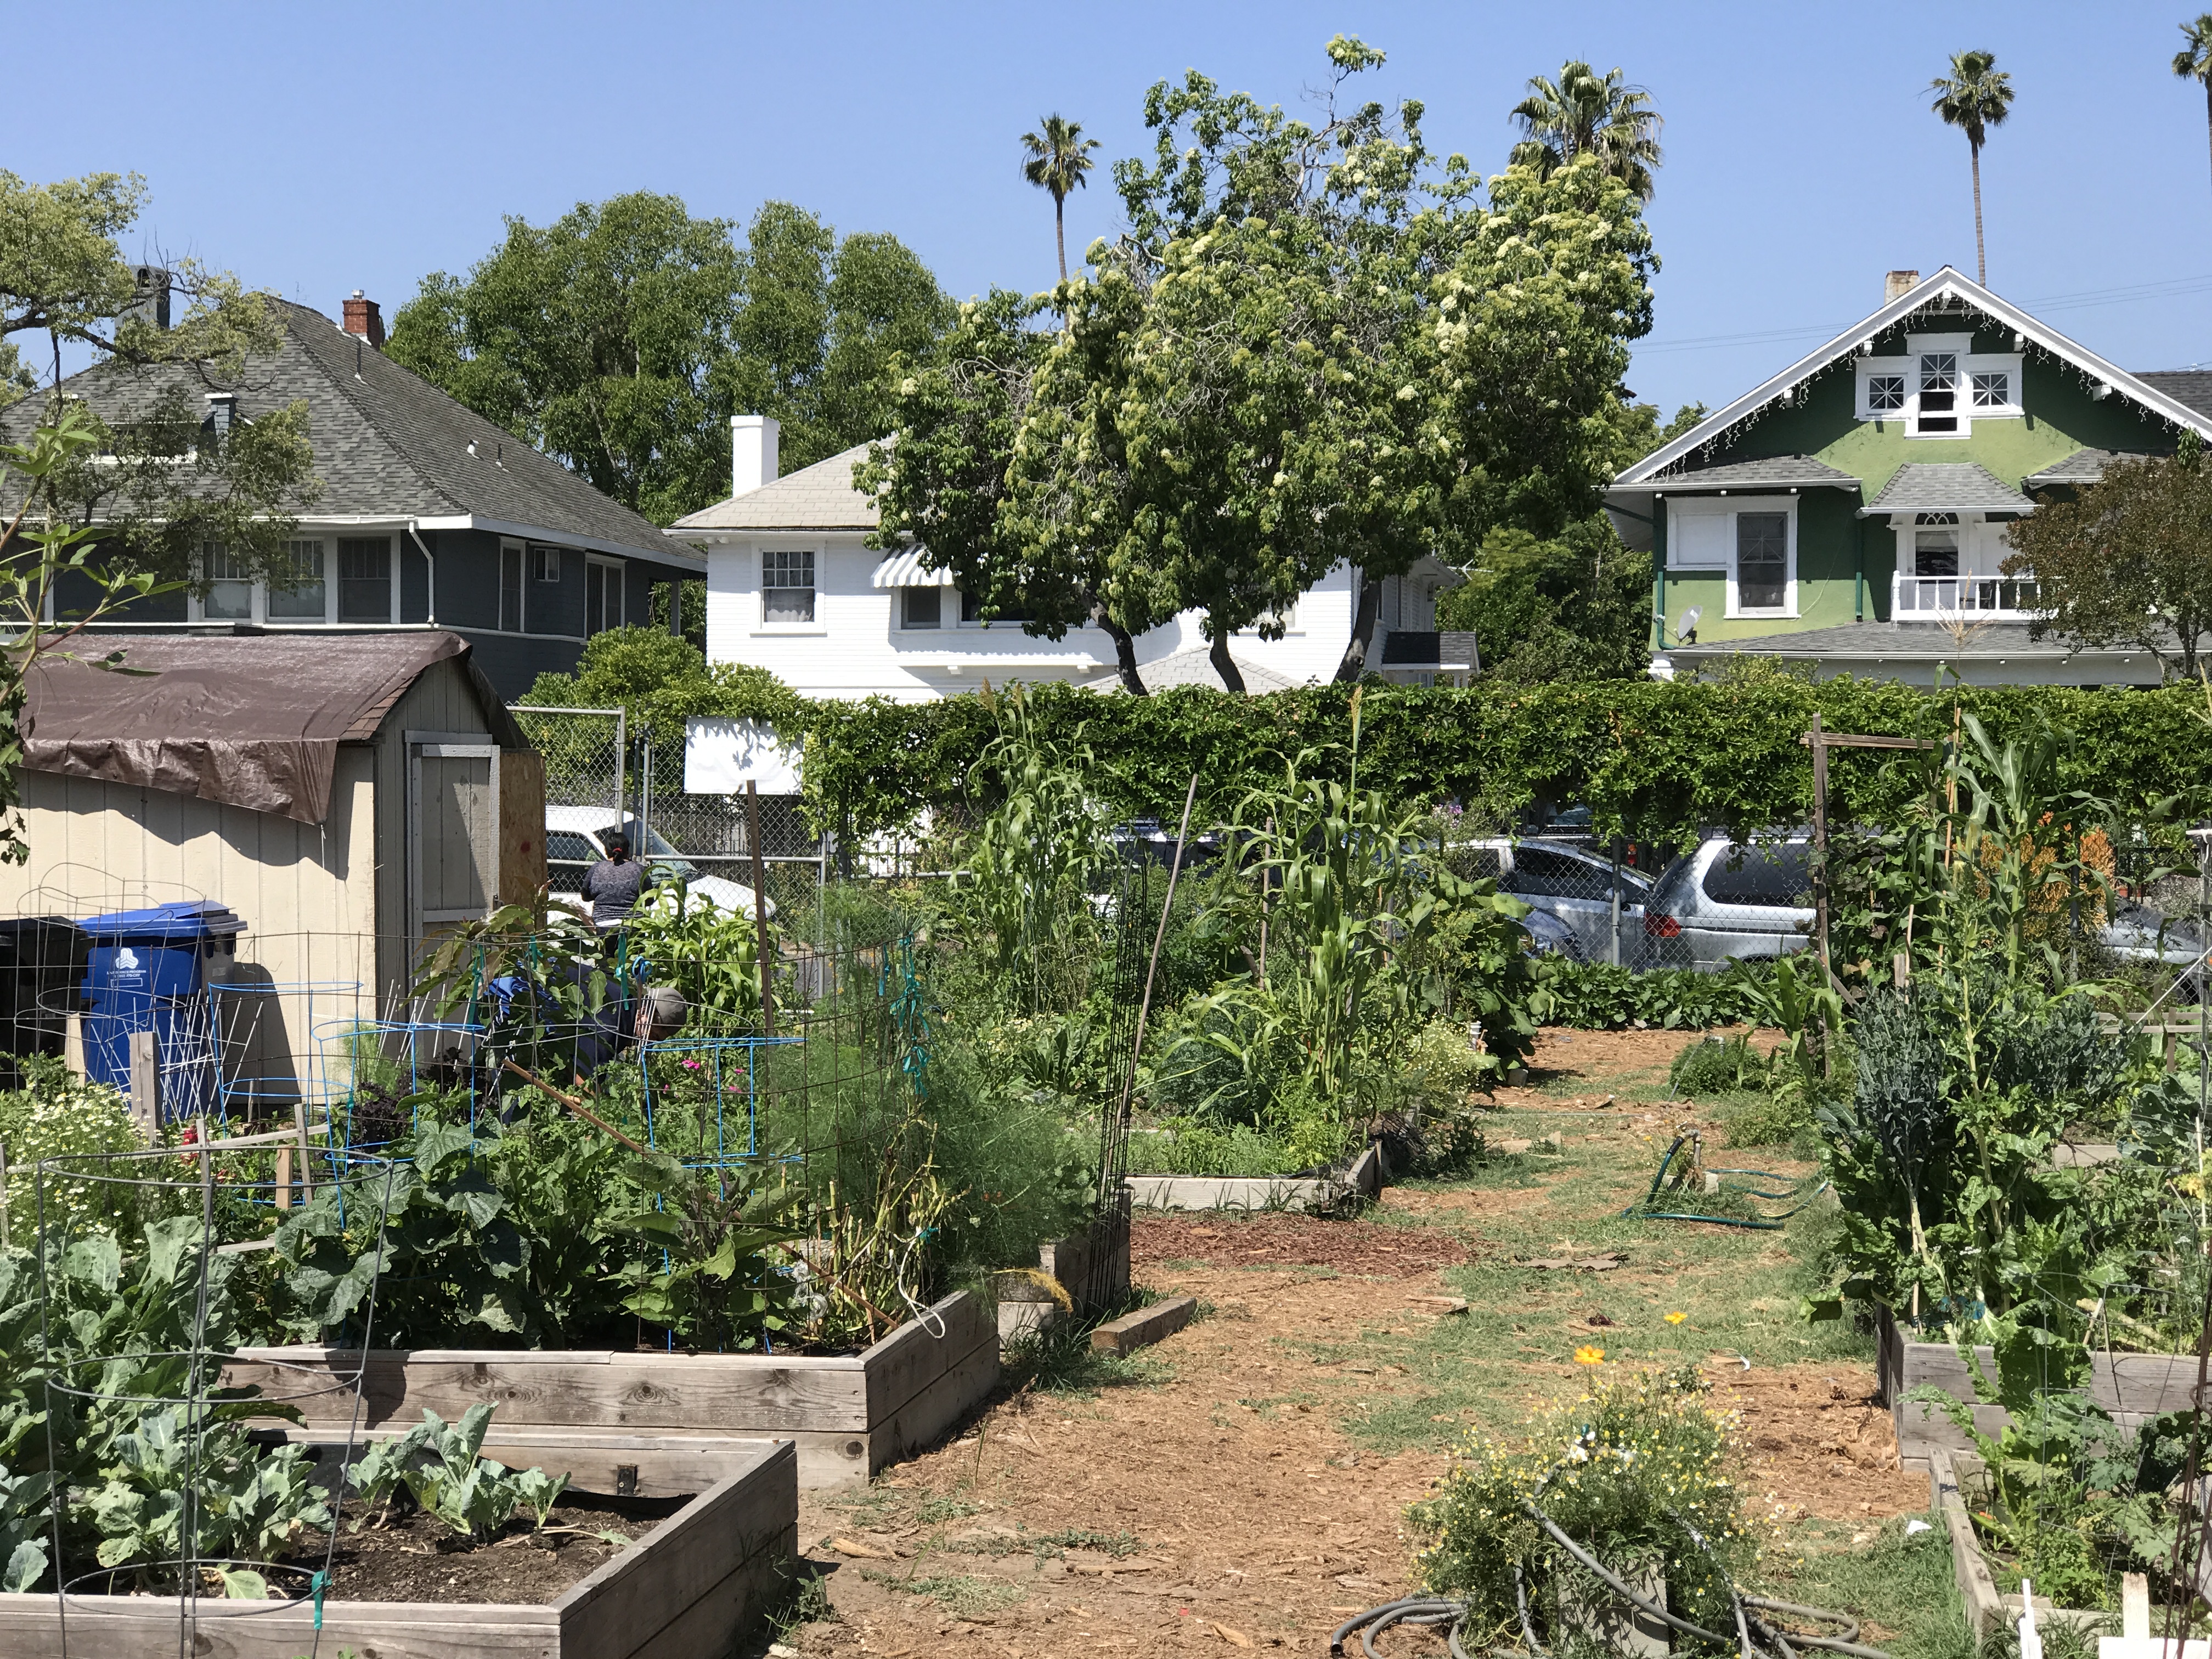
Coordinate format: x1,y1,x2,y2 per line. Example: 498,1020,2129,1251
21,631,515,825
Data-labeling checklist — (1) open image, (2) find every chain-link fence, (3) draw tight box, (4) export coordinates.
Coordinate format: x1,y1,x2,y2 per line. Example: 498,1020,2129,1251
510,707,830,920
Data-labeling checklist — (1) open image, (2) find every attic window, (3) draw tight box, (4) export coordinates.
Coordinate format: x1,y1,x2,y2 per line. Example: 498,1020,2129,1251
1916,354,1959,433
1867,375,1905,411
1972,370,2011,409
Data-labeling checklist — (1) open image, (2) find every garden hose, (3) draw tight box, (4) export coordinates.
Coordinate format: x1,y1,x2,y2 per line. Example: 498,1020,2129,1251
1328,1498,1892,1659
1622,1132,1830,1230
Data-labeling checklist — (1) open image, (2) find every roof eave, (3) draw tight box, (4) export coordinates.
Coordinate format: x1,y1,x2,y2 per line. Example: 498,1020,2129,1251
416,515,706,573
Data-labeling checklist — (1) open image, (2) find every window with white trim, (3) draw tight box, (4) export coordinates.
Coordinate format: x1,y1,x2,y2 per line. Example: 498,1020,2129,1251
499,543,524,631
586,556,624,634
531,545,561,583
1854,333,2023,433
202,541,253,620
762,549,816,624
901,586,942,629
268,539,326,620
337,537,393,623
1665,495,1798,618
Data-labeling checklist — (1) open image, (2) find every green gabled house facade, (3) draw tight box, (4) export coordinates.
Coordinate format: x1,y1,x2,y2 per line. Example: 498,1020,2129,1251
1606,268,2212,685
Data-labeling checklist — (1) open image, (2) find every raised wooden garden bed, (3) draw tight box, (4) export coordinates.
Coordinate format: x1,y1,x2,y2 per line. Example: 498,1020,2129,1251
1930,1448,2120,1639
993,1215,1132,1342
1881,1317,2204,1469
0,1436,795,1659
223,1289,997,1491
1124,1144,1385,1214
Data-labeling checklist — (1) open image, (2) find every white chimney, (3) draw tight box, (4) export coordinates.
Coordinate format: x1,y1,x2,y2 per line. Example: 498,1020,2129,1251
731,415,780,496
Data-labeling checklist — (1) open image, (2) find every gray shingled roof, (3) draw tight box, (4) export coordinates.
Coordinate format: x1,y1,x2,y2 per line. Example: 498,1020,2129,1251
1634,454,1861,491
1862,462,2033,516
1,301,702,568
2137,369,2212,417
673,441,881,532
2023,448,2139,489
1082,647,1306,693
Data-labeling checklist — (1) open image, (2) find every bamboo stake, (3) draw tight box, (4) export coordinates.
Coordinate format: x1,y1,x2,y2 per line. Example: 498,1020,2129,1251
499,1058,652,1155
746,780,776,1039
1118,776,1199,1136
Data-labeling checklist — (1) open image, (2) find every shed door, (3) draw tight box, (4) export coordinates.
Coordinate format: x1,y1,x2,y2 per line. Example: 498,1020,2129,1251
408,737,500,940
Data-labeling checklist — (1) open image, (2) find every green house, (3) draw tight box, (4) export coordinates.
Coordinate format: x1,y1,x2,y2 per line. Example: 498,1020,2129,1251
1606,268,2212,685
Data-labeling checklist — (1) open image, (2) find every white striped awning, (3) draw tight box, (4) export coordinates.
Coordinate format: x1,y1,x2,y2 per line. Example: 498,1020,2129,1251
870,548,955,588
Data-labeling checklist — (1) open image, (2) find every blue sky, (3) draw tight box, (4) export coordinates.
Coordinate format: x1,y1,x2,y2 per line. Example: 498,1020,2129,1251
12,1,2211,417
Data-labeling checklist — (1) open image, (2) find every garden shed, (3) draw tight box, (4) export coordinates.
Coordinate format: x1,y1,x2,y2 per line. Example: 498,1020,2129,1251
0,631,543,1103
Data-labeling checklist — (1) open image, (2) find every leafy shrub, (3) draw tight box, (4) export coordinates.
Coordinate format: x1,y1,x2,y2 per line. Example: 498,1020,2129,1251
1531,959,1777,1030
0,1057,142,1249
1668,1032,1766,1097
1412,1365,1757,1650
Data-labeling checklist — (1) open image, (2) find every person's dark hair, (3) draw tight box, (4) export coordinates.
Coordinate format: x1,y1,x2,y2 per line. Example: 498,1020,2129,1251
605,831,630,854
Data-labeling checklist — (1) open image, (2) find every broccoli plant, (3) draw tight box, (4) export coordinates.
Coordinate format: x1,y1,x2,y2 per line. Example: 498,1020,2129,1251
395,1406,524,1542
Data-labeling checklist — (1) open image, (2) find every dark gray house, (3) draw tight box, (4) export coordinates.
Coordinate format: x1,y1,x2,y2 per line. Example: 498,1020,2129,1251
20,293,702,698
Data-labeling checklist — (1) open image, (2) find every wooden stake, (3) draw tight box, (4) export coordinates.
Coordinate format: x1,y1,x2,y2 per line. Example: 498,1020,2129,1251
500,1057,653,1155
746,780,776,1039
274,1146,292,1210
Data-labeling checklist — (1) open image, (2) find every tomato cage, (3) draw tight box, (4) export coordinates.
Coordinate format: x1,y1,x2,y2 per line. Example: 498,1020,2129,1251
22,1133,398,1647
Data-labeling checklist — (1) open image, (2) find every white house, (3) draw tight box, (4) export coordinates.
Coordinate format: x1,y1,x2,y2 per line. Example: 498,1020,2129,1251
676,416,1473,701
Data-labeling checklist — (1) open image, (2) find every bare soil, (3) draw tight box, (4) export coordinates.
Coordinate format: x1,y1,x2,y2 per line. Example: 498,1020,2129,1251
297,1494,682,1602
781,1026,1924,1659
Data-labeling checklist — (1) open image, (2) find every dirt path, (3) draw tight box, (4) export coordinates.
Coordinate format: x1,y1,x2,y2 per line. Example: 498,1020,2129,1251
772,1028,1926,1657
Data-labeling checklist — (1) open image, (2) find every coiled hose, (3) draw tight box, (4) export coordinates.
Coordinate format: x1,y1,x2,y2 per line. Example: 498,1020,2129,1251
1329,1498,1891,1659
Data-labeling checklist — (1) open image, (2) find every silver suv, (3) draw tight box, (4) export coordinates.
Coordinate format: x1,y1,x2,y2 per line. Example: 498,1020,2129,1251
1641,838,1814,971
1457,838,1653,964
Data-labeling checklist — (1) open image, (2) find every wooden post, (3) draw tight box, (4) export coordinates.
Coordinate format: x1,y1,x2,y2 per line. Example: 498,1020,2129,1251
127,1030,160,1141
745,781,776,1039
1809,711,1832,980
274,1146,292,1210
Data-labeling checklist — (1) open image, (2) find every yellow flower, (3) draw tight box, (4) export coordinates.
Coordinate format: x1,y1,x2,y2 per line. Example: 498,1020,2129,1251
1573,1345,1606,1365
1664,1311,1688,1325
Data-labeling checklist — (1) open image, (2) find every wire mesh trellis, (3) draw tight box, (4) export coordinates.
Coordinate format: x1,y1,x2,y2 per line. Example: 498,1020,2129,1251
30,1133,397,1655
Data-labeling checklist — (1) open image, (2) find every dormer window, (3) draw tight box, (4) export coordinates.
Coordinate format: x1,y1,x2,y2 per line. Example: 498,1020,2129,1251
1854,333,2022,435
1916,354,1959,433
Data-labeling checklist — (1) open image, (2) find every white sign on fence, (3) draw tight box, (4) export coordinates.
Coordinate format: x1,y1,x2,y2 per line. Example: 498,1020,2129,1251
685,718,802,795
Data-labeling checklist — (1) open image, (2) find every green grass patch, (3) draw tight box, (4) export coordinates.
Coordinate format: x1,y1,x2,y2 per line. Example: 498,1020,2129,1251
1766,1516,1980,1659
860,1568,1028,1615
1001,1304,1175,1396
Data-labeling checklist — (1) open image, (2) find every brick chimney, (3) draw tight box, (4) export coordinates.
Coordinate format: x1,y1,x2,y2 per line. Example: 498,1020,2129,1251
1884,270,1920,303
342,290,385,349
731,414,780,495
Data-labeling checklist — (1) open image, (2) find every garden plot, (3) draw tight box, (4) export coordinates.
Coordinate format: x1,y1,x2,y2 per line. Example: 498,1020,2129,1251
764,1031,1943,1659
0,1438,795,1659
225,1290,998,1491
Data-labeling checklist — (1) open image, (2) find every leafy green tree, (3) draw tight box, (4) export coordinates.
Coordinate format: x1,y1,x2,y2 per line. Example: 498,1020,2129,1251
2003,448,2212,681
1437,520,1651,684
2174,16,2212,200
1020,114,1102,284
388,195,951,526
1508,61,1665,202
518,625,803,741
0,170,319,589
1929,49,2015,286
1022,37,1654,689
853,290,1161,693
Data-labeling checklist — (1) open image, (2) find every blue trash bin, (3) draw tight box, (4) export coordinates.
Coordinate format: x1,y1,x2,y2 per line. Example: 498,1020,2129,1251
78,901,246,1124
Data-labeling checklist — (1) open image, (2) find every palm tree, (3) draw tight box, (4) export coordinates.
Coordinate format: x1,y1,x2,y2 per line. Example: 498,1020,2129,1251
2174,16,2212,200
1508,61,1664,202
1020,114,1101,284
1929,49,2015,286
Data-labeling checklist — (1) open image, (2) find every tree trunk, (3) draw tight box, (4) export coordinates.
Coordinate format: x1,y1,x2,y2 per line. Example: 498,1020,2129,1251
1209,629,1246,693
1971,140,1987,286
1054,196,1068,284
1334,575,1384,682
2204,83,2211,199
1093,603,1148,695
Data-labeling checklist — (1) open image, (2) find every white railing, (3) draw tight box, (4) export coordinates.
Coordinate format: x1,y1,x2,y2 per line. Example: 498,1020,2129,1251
1892,572,2044,620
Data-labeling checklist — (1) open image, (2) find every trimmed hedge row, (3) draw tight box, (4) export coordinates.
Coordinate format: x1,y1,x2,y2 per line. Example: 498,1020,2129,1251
799,678,2212,846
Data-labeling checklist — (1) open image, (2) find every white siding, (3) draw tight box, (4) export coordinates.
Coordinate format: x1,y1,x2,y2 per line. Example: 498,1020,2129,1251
703,534,1376,698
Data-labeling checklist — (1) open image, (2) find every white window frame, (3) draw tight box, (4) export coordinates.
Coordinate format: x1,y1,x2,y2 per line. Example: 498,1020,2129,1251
896,585,945,631
1854,333,2023,436
1666,495,1798,619
184,534,356,626
499,539,526,633
756,544,822,633
192,540,258,624
586,555,625,634
332,533,400,625
531,544,562,584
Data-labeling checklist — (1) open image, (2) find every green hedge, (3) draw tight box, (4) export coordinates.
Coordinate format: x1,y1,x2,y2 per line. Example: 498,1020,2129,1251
799,678,2212,846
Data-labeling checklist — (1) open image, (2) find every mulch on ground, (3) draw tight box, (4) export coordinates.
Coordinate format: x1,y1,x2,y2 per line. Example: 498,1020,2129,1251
304,1494,682,1602
1132,1211,1472,1278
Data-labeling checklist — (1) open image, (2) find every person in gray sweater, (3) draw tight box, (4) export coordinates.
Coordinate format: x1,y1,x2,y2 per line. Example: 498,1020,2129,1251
581,831,647,929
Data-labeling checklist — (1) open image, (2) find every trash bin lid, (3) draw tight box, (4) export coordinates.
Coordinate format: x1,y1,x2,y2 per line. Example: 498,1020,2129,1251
78,901,246,942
